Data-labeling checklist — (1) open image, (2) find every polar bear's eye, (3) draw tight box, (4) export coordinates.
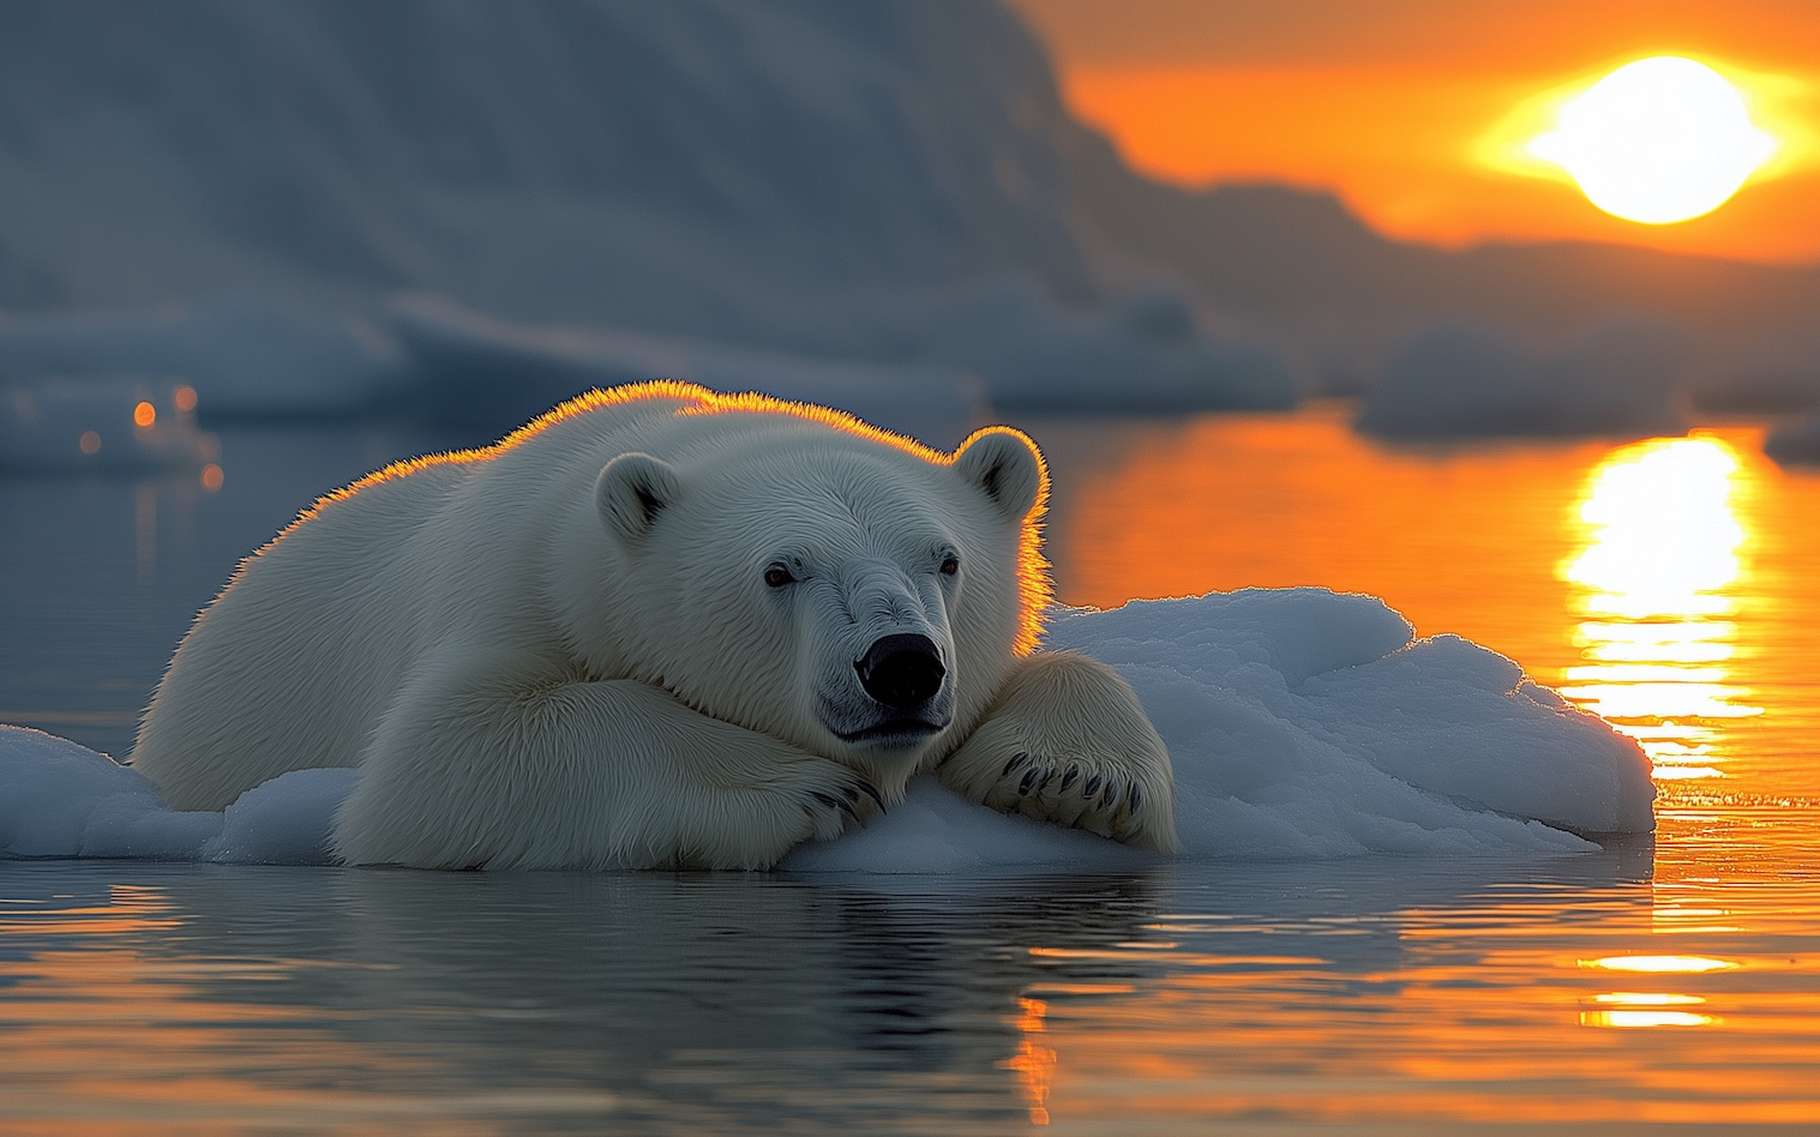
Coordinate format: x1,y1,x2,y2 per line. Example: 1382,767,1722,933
763,563,797,588
939,554,960,576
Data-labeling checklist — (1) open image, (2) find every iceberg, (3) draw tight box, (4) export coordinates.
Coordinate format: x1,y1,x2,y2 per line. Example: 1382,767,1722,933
1,589,1653,871
1356,324,1689,442
1765,413,1820,467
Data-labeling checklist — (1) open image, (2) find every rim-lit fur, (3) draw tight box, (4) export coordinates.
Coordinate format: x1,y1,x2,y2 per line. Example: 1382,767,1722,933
127,383,1155,869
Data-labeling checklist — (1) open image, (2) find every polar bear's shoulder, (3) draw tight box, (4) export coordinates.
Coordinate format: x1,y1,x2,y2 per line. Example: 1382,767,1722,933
531,383,948,470
303,382,945,533
305,383,715,513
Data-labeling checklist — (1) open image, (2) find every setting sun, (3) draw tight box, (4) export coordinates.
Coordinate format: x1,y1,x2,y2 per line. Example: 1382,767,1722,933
1528,56,1776,224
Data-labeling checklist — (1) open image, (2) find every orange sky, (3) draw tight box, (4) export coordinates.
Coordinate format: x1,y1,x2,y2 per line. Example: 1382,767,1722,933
1012,0,1820,263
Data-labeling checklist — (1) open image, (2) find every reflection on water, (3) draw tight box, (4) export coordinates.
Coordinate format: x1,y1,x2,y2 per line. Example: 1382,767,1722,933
1563,437,1748,618
3,409,1820,1132
1578,1008,1718,1028
1038,406,1820,805
9,851,1813,1133
1580,954,1738,973
1560,436,1763,781
1008,996,1055,1126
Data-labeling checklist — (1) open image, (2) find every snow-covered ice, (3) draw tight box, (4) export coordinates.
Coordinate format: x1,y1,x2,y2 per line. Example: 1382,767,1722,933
0,727,354,864
0,588,1654,871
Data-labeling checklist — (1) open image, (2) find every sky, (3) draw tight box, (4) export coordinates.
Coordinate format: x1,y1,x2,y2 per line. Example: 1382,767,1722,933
1012,0,1820,263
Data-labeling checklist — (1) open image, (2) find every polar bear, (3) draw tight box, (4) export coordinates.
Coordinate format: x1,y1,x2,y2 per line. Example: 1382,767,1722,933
131,382,1176,869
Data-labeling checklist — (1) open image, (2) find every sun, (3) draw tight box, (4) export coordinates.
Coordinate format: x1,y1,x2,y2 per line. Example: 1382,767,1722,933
1527,56,1776,224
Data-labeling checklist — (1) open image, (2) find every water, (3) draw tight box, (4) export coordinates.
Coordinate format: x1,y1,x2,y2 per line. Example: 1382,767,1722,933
3,406,1819,1133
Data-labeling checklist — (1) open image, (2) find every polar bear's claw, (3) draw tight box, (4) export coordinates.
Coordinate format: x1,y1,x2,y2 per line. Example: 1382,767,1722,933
941,742,1173,850
785,764,886,846
848,778,888,812
808,791,858,824
935,652,1178,853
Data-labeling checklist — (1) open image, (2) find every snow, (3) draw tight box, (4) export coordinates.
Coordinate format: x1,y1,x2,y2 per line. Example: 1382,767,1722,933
0,727,175,858
202,769,356,865
1,589,1654,872
1356,325,1689,441
1765,414,1820,467
0,726,352,864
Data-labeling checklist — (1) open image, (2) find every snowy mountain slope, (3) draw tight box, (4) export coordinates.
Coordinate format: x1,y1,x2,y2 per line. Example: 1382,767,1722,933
3,2,1084,326
0,0,1296,418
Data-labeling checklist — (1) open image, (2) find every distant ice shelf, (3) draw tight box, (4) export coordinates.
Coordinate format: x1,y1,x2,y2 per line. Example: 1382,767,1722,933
1356,324,1690,442
1765,413,1820,467
0,588,1654,872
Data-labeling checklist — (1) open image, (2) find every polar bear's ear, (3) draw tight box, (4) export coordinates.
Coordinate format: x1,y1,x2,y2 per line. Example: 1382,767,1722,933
953,427,1046,521
596,452,682,545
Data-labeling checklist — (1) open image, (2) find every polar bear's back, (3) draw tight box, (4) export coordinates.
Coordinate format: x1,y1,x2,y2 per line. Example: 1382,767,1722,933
131,456,482,809
127,382,942,812
129,385,712,809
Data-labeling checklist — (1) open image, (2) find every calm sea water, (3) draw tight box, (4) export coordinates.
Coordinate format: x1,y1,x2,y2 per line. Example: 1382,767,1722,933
2,406,1817,1134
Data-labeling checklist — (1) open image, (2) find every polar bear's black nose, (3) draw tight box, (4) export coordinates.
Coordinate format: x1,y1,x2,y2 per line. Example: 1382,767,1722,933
856,633,945,710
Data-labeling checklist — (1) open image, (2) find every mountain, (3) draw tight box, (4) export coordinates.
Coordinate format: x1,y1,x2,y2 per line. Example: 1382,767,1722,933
1061,127,1820,409
0,0,1302,419
0,2,1076,329
0,0,1813,426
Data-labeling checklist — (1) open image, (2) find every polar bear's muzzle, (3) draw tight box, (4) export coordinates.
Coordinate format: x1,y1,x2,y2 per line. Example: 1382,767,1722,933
820,632,952,747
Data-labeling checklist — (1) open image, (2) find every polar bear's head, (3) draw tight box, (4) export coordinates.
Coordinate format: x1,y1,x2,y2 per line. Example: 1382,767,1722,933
581,411,1050,781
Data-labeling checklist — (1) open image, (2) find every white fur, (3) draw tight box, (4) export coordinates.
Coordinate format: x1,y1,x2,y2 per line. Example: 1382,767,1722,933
131,383,1176,868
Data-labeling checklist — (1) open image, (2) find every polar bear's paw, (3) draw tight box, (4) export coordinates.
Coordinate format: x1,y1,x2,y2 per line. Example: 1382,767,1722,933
653,755,887,871
779,758,888,843
936,653,1179,853
941,741,1177,854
